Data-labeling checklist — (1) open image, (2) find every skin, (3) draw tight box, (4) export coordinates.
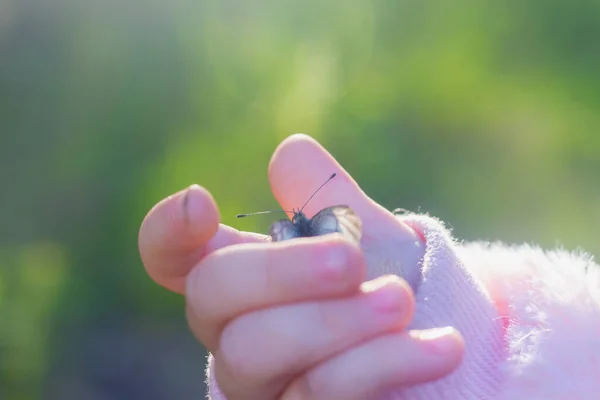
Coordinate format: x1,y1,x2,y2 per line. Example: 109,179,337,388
138,134,464,400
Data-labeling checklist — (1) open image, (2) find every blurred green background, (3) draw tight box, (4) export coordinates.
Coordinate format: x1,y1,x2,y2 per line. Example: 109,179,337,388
2,0,600,398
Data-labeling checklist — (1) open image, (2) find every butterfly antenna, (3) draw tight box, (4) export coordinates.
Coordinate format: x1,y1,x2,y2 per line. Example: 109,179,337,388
299,173,337,212
236,210,293,218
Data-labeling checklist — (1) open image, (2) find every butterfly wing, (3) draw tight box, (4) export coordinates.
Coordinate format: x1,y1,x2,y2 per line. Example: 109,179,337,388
308,206,362,244
269,219,300,242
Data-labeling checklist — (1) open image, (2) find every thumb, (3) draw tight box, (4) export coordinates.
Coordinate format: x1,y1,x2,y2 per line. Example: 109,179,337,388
267,134,421,244
268,133,375,219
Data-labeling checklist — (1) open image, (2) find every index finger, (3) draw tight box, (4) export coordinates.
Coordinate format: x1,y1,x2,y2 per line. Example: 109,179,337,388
138,184,266,294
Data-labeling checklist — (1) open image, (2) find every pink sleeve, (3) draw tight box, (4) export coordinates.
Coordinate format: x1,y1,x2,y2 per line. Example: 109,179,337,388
205,213,600,399
382,214,506,399
206,353,226,400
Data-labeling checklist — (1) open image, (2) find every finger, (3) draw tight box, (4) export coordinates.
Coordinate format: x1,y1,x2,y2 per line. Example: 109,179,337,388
283,327,464,400
186,234,366,351
212,275,414,400
268,134,421,243
139,185,265,294
268,134,375,219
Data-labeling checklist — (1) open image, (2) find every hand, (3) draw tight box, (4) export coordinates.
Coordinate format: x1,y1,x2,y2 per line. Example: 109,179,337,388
138,134,464,399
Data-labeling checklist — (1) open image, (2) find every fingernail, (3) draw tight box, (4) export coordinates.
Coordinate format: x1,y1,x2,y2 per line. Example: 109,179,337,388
364,277,407,313
182,185,203,233
316,245,351,282
415,327,460,355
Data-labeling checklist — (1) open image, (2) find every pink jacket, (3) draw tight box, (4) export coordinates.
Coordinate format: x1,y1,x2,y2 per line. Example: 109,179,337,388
206,213,600,399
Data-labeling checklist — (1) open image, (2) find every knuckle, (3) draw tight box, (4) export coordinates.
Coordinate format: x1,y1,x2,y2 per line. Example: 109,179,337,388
260,248,279,294
315,301,346,335
289,372,327,400
218,321,261,383
185,252,223,317
185,264,208,315
260,243,301,297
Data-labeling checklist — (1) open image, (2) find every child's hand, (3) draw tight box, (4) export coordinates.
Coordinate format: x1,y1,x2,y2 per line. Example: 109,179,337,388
139,134,466,399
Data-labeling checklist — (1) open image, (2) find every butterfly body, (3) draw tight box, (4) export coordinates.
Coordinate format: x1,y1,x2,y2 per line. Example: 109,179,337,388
288,210,312,236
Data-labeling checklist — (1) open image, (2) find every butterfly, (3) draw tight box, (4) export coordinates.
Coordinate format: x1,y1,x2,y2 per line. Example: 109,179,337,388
237,173,362,244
